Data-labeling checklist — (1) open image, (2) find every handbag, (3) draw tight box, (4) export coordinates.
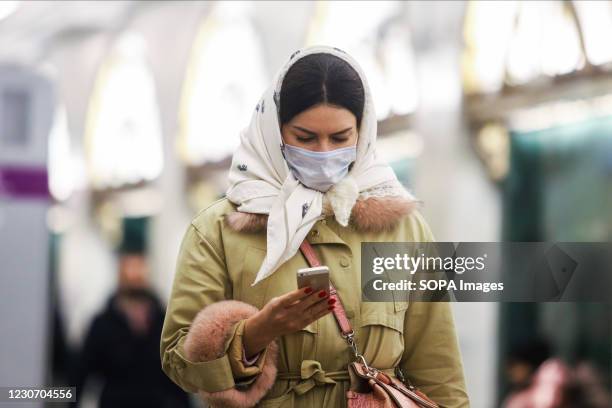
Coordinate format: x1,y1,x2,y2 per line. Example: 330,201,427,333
299,239,440,408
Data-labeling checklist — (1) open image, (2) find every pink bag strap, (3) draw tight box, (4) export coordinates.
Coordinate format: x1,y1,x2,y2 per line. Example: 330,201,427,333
298,240,355,340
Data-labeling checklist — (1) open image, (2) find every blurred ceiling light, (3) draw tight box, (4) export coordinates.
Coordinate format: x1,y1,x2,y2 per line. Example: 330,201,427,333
380,24,419,116
0,1,19,21
418,49,463,111
506,1,582,85
84,30,164,190
178,2,267,166
462,1,517,94
48,107,87,201
114,31,146,59
306,0,418,120
463,1,592,94
573,1,612,67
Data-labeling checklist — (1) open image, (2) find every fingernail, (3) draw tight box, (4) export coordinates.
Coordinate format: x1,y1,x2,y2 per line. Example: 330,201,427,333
304,287,313,294
327,298,336,305
318,290,327,298
328,305,335,310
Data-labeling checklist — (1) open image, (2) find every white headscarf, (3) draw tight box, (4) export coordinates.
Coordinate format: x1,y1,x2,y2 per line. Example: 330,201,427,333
226,45,413,287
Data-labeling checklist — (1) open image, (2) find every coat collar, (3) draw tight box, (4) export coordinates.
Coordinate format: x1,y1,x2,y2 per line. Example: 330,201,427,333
223,195,418,234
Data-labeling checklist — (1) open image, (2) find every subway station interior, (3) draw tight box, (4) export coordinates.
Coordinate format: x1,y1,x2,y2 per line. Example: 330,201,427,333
0,1,610,407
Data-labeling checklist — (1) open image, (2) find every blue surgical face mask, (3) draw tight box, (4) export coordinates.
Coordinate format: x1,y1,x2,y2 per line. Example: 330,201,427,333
280,143,357,192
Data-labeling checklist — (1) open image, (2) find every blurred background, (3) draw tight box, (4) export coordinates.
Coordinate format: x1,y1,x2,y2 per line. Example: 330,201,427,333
0,1,610,407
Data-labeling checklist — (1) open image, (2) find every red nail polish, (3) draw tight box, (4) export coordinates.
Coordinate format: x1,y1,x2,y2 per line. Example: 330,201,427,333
328,305,335,310
328,298,336,305
304,287,313,294
318,290,327,298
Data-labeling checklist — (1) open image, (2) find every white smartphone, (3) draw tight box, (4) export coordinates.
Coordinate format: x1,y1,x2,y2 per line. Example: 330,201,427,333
297,266,330,293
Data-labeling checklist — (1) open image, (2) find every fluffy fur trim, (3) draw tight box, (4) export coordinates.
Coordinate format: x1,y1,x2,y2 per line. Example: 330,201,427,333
183,300,279,408
224,195,418,234
349,196,418,233
224,211,269,234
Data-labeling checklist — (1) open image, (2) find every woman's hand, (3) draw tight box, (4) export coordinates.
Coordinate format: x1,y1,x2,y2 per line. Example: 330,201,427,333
243,287,336,359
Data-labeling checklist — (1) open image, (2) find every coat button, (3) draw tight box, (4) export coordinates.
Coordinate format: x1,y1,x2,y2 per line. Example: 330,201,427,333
340,257,350,268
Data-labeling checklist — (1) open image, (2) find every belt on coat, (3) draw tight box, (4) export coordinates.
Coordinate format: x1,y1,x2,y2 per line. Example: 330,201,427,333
275,359,397,395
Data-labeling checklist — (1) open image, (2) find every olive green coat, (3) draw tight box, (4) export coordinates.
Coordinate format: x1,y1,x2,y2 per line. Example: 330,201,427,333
160,196,470,408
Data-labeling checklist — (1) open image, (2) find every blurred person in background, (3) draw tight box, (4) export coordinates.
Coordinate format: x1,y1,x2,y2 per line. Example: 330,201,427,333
70,219,192,408
503,358,611,408
505,339,552,391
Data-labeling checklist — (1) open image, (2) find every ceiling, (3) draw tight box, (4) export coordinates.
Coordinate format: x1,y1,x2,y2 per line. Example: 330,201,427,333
0,1,149,64
0,1,467,66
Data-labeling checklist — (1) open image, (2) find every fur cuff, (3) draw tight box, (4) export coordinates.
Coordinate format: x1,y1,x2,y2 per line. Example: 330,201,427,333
183,300,279,408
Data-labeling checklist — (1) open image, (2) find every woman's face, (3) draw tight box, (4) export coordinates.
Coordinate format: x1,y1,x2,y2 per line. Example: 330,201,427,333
281,103,358,152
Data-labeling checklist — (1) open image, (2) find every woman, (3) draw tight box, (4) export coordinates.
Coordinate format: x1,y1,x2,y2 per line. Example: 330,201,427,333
160,45,469,408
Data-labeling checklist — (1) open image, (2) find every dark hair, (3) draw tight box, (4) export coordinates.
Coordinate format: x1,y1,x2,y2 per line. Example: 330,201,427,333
279,53,365,129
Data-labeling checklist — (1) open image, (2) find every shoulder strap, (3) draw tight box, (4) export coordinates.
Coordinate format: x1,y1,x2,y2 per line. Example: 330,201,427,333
299,239,353,337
